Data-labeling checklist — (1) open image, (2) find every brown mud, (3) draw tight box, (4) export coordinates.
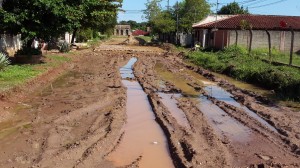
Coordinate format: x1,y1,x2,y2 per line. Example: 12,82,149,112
0,38,299,167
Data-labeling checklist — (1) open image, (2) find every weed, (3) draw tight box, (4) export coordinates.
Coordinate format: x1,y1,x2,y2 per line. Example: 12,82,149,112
58,41,70,53
0,52,10,71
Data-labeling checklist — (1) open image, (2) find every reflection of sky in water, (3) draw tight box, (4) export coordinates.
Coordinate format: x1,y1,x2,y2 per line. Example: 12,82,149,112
204,85,277,133
119,57,137,79
197,95,252,142
110,58,174,168
158,93,191,129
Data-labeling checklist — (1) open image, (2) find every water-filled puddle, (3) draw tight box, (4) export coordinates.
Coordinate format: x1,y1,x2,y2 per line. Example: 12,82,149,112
120,57,138,79
158,93,191,129
154,62,274,142
107,58,174,168
180,66,277,133
197,96,252,142
204,86,278,133
39,71,81,96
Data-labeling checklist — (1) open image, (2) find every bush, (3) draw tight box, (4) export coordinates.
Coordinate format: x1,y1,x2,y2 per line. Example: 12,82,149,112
223,45,248,56
58,41,70,53
16,48,42,56
0,52,10,71
77,28,101,42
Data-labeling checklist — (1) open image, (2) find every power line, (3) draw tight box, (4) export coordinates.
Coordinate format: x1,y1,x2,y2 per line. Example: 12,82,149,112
239,0,259,5
245,0,271,7
218,0,257,5
248,0,288,9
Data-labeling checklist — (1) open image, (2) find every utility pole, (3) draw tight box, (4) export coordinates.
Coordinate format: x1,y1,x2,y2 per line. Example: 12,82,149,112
176,1,179,45
212,0,219,31
216,0,219,21
167,0,170,11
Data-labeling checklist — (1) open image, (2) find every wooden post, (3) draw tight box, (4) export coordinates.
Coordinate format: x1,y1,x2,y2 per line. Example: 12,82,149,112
71,28,78,45
235,28,239,57
265,30,272,63
235,29,238,46
289,28,294,66
248,29,253,55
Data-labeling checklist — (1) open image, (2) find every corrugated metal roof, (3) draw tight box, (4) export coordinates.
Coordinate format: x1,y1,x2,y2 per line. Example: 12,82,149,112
192,15,236,27
193,15,300,31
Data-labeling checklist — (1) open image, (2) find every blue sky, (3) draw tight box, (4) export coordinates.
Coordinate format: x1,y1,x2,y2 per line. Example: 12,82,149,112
118,0,300,22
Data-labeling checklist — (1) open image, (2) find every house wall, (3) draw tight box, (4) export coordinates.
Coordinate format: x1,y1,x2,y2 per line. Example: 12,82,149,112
179,33,193,47
0,34,22,55
114,25,132,36
214,30,228,49
228,30,300,53
65,32,74,43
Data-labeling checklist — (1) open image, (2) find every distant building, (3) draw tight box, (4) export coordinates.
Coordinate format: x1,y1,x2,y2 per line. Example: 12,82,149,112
114,25,132,36
132,30,149,36
193,14,300,53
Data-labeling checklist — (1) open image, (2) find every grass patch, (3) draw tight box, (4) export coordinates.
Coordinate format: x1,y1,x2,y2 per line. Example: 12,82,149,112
252,48,300,66
0,65,41,90
137,36,152,43
188,45,300,100
49,55,71,63
0,54,71,92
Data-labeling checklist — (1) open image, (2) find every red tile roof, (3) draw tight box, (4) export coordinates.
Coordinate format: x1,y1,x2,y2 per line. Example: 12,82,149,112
132,29,149,36
193,15,300,31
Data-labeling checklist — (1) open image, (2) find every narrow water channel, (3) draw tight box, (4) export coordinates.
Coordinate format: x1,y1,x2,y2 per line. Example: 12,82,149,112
158,93,191,129
107,58,174,168
197,95,252,142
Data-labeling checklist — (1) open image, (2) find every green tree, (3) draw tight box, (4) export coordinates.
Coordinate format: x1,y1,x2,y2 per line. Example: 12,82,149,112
178,0,210,33
0,0,75,48
68,0,122,43
217,2,249,15
152,11,176,34
0,0,122,50
144,0,162,26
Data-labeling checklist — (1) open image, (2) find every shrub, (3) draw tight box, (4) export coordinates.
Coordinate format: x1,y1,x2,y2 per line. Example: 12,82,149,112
58,41,70,53
0,52,10,71
16,48,42,56
223,45,248,56
77,28,101,42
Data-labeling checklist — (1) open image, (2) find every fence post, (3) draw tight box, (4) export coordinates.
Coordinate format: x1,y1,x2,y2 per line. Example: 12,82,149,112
248,29,253,56
289,28,294,66
235,29,238,46
265,30,272,63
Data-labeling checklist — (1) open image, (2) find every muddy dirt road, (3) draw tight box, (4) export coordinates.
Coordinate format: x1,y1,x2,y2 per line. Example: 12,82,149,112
0,38,299,168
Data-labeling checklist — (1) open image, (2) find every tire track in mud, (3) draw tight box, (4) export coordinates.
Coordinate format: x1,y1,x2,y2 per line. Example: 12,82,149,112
33,53,128,168
133,55,231,167
106,57,175,168
133,53,300,167
0,50,129,168
181,60,300,159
